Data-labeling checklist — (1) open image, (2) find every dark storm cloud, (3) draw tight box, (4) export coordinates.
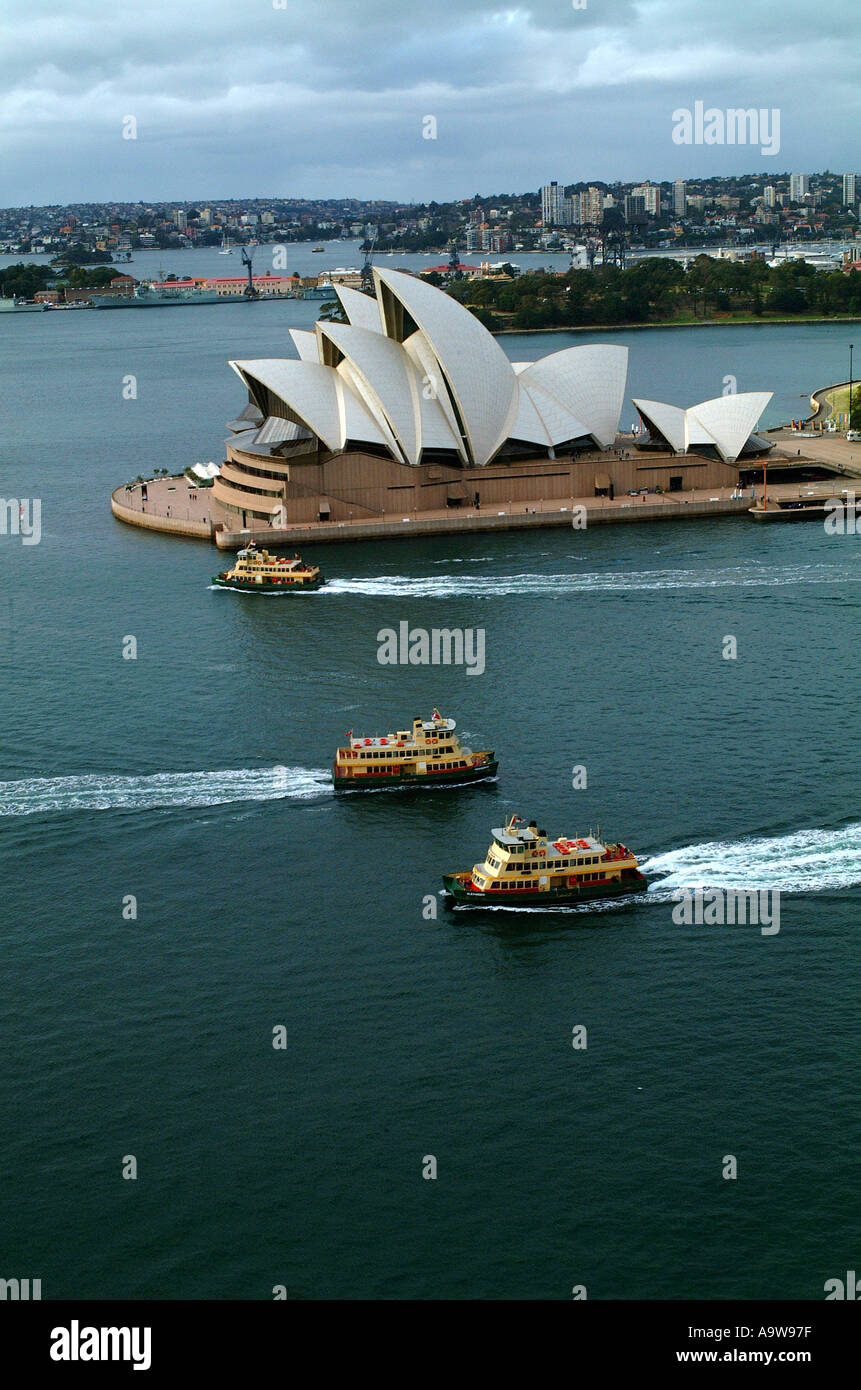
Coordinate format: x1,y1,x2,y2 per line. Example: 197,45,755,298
3,0,859,203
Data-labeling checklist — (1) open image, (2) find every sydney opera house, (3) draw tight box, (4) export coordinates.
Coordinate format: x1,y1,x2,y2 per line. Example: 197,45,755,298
211,267,773,529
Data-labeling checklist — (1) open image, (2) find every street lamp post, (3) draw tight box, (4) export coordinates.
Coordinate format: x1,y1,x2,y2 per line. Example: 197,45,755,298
850,344,855,432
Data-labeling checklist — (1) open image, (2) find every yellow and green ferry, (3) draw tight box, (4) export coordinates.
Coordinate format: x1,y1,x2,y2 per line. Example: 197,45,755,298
213,541,323,592
333,711,497,791
443,814,648,905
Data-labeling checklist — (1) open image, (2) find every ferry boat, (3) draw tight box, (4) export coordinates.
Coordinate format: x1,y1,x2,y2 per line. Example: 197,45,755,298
212,541,323,592
442,814,648,905
333,711,497,790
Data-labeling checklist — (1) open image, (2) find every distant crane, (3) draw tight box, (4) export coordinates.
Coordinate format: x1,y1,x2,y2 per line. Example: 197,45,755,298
360,231,377,295
240,247,258,298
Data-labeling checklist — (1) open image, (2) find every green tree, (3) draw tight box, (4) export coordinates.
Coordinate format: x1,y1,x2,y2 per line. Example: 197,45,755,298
0,262,53,298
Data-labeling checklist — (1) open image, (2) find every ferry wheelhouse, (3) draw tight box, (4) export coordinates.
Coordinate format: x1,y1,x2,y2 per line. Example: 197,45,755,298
443,814,647,905
333,711,497,791
212,541,323,592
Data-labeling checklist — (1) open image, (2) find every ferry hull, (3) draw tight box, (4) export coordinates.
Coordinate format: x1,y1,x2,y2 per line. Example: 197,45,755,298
442,868,648,906
333,757,498,792
211,575,323,592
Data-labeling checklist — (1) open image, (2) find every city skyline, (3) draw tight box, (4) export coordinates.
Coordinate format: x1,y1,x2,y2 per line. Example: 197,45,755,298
5,0,861,205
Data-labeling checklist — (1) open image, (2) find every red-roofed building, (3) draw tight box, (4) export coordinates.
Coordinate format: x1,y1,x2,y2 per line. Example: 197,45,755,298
204,275,295,296
418,263,483,279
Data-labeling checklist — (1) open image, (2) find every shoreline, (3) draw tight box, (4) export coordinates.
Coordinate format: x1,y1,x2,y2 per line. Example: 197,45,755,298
493,314,861,336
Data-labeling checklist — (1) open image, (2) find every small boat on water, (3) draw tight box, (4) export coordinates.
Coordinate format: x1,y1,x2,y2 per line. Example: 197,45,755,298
333,710,497,791
443,814,647,906
212,541,323,592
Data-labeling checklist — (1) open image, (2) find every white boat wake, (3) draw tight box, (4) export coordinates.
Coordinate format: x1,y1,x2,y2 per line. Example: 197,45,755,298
320,562,852,600
642,822,861,895
0,766,332,818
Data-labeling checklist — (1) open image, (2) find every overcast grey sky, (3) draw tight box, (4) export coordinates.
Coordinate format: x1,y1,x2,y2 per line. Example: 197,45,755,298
3,0,859,204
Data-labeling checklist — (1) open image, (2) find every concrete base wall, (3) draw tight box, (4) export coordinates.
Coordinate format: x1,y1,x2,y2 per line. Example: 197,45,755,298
214,495,753,548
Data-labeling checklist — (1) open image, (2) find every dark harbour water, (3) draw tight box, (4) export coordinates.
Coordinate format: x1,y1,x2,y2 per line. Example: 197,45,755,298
0,308,859,1300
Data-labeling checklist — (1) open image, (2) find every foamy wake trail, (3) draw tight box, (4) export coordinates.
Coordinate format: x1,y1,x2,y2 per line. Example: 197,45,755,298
0,766,332,818
643,822,861,895
322,563,849,599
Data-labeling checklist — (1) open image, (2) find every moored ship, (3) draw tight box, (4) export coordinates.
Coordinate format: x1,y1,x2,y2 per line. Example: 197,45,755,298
333,711,497,790
212,541,323,592
443,814,647,905
91,284,226,308
0,296,50,312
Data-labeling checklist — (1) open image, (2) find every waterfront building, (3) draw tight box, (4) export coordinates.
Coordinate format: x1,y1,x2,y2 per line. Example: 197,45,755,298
764,185,776,208
673,179,687,216
213,267,632,524
196,268,779,535
207,274,294,297
843,173,856,207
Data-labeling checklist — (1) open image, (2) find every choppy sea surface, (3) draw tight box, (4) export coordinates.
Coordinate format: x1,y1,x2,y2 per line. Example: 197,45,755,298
0,309,858,1299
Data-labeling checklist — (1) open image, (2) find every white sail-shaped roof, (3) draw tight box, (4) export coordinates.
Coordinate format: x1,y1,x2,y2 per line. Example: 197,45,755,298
334,284,384,334
635,392,773,463
230,273,633,468
688,393,773,463
318,322,422,464
230,358,389,453
334,372,393,451
520,345,628,449
288,329,319,362
633,399,688,453
401,330,467,462
508,383,555,446
334,359,403,458
518,380,591,446
373,266,519,466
